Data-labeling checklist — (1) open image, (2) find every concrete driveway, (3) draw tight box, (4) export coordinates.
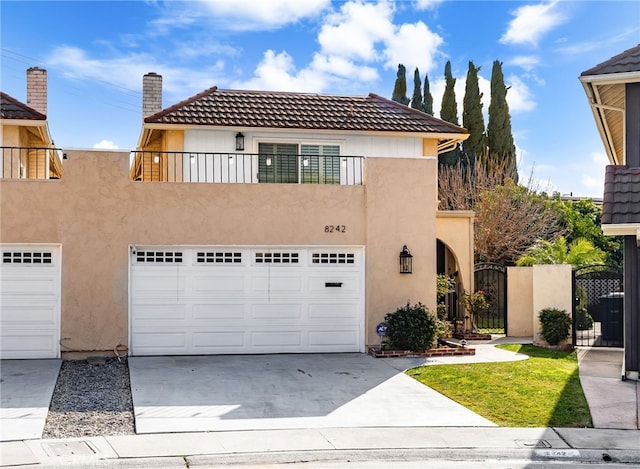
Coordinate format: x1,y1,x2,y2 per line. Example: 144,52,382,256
0,360,61,441
129,353,496,434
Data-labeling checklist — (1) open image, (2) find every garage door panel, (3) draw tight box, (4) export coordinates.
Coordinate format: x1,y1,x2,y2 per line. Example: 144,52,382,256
133,275,185,295
251,331,302,347
132,304,186,320
134,332,187,351
250,303,302,320
0,305,58,325
192,276,245,294
308,303,359,322
0,332,58,359
192,303,245,320
251,276,304,293
1,277,58,296
193,331,245,348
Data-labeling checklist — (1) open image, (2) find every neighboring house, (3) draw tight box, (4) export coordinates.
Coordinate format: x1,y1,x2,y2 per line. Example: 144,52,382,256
0,72,472,359
0,67,62,179
580,44,640,380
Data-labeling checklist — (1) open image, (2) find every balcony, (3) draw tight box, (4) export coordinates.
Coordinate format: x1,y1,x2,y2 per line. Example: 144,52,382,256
130,151,364,185
1,147,64,180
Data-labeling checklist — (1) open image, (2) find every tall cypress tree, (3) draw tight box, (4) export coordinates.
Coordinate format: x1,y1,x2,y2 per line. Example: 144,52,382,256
487,60,517,181
422,73,434,116
391,64,410,105
462,61,486,168
410,68,423,110
439,61,461,165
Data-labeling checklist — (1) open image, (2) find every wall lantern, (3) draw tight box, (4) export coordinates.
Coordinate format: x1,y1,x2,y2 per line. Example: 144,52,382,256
399,245,413,274
235,132,245,151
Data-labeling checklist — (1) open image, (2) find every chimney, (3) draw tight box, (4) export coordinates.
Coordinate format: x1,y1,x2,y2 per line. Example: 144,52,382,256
143,72,162,118
27,67,47,116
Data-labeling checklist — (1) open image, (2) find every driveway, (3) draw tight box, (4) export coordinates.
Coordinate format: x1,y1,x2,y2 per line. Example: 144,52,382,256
0,359,61,441
129,353,496,434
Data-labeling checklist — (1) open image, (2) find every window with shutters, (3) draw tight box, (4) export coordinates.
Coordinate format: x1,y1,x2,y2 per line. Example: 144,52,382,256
258,143,341,184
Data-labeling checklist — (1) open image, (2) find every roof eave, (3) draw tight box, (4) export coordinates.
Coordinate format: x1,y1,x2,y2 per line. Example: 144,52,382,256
580,80,622,165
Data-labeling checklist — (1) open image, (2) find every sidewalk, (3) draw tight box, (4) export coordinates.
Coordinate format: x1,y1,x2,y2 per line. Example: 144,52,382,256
2,427,639,467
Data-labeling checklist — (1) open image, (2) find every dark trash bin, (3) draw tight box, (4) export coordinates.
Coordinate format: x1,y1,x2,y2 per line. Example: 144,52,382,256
599,292,623,342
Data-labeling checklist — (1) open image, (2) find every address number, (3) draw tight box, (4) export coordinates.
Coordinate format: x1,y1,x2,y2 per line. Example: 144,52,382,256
325,225,346,233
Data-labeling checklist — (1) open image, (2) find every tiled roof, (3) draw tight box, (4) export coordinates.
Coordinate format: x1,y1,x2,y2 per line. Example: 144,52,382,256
581,44,640,76
0,92,46,120
602,165,640,225
145,87,467,135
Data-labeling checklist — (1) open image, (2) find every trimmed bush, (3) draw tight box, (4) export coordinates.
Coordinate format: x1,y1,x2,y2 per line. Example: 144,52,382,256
538,308,571,345
384,302,438,351
575,307,594,331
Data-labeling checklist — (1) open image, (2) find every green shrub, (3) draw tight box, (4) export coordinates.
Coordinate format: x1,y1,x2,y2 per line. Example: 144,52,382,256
575,307,594,331
538,308,571,345
385,302,438,351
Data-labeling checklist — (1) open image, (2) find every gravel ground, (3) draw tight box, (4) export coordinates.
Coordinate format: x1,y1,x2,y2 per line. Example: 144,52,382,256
42,357,135,438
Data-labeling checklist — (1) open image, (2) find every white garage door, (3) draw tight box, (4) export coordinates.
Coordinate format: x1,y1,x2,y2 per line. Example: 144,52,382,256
130,246,364,355
0,245,61,359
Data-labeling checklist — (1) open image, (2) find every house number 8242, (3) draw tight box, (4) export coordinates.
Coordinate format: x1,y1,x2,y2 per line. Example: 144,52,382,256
325,225,346,233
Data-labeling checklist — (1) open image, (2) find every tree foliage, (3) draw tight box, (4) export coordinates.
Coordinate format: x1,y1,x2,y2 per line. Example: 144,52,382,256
439,61,461,166
516,236,607,268
474,178,564,265
487,60,517,182
462,61,485,168
410,67,423,110
392,64,410,105
422,72,434,115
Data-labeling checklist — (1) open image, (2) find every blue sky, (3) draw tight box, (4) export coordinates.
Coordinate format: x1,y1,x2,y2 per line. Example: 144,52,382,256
2,0,639,197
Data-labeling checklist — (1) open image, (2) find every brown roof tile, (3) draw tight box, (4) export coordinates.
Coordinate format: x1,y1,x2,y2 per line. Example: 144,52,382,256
145,87,467,135
602,165,640,225
581,44,640,77
0,92,46,120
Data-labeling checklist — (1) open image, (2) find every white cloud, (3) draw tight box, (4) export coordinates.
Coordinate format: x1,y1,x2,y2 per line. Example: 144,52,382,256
318,1,395,61
504,75,536,114
93,140,119,150
195,0,330,31
500,1,567,47
510,55,540,72
383,21,443,73
413,0,444,10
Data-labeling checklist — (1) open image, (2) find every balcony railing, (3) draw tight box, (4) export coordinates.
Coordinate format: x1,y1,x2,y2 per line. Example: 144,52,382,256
1,146,64,180
130,151,364,185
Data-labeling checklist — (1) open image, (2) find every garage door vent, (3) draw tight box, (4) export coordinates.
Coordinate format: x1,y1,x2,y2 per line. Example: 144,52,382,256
255,252,299,264
197,252,242,264
136,251,183,263
2,251,53,264
312,252,355,264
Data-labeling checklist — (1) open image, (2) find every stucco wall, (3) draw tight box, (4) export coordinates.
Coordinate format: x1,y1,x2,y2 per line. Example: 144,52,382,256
507,267,534,337
532,264,573,345
1,150,438,353
436,211,474,295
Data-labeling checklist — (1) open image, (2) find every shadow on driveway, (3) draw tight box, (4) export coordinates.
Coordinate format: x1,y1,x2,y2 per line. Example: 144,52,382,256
129,353,495,433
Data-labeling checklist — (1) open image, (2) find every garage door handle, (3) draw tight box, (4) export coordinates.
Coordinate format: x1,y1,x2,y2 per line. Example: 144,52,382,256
325,282,343,287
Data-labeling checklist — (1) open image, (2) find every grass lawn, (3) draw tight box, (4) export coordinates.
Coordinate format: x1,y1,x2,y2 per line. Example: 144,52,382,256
406,344,592,428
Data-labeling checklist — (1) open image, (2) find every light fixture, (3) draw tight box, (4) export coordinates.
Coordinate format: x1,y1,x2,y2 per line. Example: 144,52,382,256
399,245,413,274
266,156,272,166
235,132,245,151
153,154,160,164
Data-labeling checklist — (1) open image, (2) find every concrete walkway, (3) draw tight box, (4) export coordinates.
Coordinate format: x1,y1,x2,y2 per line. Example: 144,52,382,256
577,347,639,430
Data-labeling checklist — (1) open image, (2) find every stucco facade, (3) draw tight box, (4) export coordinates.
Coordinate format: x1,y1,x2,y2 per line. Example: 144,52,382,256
1,149,443,355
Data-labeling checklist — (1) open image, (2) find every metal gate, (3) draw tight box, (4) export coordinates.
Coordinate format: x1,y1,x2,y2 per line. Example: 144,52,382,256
573,265,623,348
474,263,507,334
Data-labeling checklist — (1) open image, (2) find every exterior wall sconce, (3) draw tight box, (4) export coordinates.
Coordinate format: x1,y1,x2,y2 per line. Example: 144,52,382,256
399,245,413,274
235,132,245,151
